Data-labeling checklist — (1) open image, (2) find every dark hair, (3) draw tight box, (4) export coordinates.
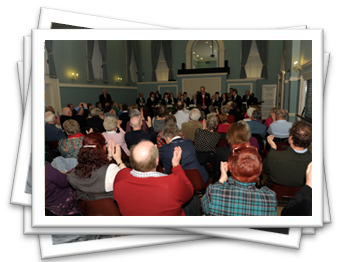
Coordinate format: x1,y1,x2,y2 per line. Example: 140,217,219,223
150,91,155,96
228,142,262,183
95,102,101,108
122,103,128,110
104,106,112,113
164,114,177,125
74,133,110,178
157,105,168,118
289,121,312,148
215,92,219,95
176,101,184,110
183,92,187,95
226,122,248,145
252,110,261,120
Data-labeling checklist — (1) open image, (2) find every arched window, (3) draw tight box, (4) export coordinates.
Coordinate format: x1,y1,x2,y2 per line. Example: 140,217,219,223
155,46,169,81
245,40,263,78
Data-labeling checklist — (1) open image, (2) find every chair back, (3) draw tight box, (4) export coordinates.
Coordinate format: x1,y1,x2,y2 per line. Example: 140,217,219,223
184,169,212,194
47,141,59,150
228,115,235,124
217,138,228,148
251,133,264,152
78,198,121,216
265,181,302,202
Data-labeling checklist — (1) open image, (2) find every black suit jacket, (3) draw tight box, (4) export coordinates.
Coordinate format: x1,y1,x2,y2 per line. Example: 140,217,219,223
99,93,112,108
136,97,145,105
60,109,89,133
210,100,219,107
85,116,105,133
161,98,172,106
242,95,255,107
183,97,191,106
196,92,211,107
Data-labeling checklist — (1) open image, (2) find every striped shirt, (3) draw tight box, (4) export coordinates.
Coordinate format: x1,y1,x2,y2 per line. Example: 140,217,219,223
202,177,277,216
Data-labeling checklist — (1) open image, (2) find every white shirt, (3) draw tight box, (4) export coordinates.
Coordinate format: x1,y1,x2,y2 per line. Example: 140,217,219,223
174,110,190,130
105,164,125,192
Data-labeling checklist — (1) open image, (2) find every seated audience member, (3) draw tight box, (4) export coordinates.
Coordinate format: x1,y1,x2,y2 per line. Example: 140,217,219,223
199,110,206,123
87,103,94,111
103,106,118,120
214,121,259,182
174,101,190,130
190,94,197,105
125,115,156,149
202,143,277,216
250,92,259,105
228,101,242,122
118,103,130,131
95,102,103,110
159,125,209,183
264,108,277,128
194,116,221,173
267,109,293,140
247,110,267,138
181,108,202,142
67,134,126,200
263,121,312,187
102,116,130,156
45,106,55,114
45,162,81,216
244,106,255,121
216,106,231,134
126,109,149,132
58,120,85,158
45,111,66,143
152,105,168,132
146,91,157,118
207,105,217,120
242,90,255,108
111,101,119,115
67,103,76,116
183,92,191,106
86,108,105,133
281,162,312,216
210,95,219,107
136,92,145,105
155,90,162,103
161,93,171,106
114,141,201,216
157,115,185,148
60,104,89,133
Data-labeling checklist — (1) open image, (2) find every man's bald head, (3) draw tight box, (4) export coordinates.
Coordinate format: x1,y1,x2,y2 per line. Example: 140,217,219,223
276,109,287,120
130,116,142,129
130,140,158,172
62,107,72,116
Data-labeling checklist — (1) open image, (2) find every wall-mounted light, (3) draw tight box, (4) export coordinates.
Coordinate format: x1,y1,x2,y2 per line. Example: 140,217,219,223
71,72,79,80
293,61,301,72
116,77,122,84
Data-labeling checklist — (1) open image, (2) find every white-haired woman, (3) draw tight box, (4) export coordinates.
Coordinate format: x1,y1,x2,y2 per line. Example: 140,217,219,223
102,116,130,156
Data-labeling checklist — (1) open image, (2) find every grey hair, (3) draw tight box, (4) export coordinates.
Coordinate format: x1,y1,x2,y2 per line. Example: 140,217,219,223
238,120,252,139
161,124,180,140
277,109,287,119
130,116,141,128
103,116,117,131
91,108,102,116
206,115,219,131
252,110,261,120
45,111,55,123
208,105,215,113
221,105,230,114
129,109,141,118
189,108,201,121
246,107,255,118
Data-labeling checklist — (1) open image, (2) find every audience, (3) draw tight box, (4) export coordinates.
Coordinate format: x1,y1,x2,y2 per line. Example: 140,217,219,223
247,110,267,139
146,91,157,118
267,109,293,140
125,115,156,149
228,101,242,122
126,109,149,132
45,111,66,143
181,108,202,142
114,141,201,216
60,103,89,133
263,121,312,187
136,92,145,105
58,119,85,158
161,92,171,105
152,105,168,132
159,125,209,183
103,106,118,120
45,162,81,216
86,108,105,133
264,107,277,128
67,133,126,200
102,116,130,156
118,103,130,131
174,101,190,129
156,115,185,148
217,106,231,134
220,93,228,107
183,92,190,106
202,143,277,216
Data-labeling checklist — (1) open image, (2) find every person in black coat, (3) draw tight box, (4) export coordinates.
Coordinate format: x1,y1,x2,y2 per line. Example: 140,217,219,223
99,89,112,109
231,89,243,112
161,93,172,106
183,92,191,107
219,93,228,107
136,92,145,105
85,108,105,133
155,90,162,104
210,95,219,107
60,104,89,134
146,92,157,118
196,86,211,110
242,90,255,108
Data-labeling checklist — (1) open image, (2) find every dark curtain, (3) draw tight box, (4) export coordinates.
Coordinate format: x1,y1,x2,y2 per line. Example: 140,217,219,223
98,40,109,83
133,40,143,82
86,40,95,82
256,40,269,79
126,40,133,84
151,40,162,81
239,40,252,79
162,40,174,80
45,40,57,78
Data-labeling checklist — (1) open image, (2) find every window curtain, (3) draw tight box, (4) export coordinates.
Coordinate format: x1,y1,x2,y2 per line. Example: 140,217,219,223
240,40,252,79
126,40,133,84
256,40,269,79
45,40,58,78
133,40,143,82
151,40,162,81
98,40,109,83
86,40,95,82
162,40,174,81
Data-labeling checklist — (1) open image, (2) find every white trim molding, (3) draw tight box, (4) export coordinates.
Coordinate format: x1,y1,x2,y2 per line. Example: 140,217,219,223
59,83,138,89
226,77,263,82
302,61,312,70
289,77,300,82
227,82,253,94
177,73,227,78
138,81,178,85
158,84,178,95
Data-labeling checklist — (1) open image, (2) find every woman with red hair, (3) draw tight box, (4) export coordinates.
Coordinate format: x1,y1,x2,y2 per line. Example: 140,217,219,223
67,132,126,201
202,143,277,216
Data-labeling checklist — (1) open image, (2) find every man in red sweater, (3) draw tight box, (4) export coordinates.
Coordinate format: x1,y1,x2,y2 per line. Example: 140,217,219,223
113,140,201,216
